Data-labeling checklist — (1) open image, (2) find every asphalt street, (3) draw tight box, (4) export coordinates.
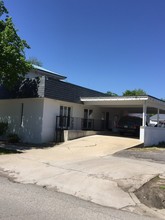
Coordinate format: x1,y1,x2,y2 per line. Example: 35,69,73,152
0,174,157,220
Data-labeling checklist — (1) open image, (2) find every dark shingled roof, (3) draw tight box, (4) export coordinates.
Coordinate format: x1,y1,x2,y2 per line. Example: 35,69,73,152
45,77,106,103
0,76,107,103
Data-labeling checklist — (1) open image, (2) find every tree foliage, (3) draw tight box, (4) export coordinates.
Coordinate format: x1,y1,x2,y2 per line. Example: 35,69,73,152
106,91,118,96
11,77,40,98
122,89,147,96
0,0,32,89
28,57,43,67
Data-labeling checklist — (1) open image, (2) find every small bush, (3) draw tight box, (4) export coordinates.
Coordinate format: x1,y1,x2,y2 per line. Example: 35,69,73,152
0,148,21,155
8,133,20,143
158,141,165,148
0,122,8,136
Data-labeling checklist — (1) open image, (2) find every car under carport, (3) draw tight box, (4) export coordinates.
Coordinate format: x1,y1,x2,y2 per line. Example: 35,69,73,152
81,95,165,146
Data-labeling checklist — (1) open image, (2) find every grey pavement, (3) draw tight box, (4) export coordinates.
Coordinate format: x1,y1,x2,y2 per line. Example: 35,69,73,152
0,135,165,219
0,175,157,220
114,148,165,164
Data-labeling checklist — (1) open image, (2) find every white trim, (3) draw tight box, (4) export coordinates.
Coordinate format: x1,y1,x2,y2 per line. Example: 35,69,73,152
80,96,165,111
81,96,149,102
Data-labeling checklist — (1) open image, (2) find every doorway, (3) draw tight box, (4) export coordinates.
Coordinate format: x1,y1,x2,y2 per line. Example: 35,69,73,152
105,112,109,130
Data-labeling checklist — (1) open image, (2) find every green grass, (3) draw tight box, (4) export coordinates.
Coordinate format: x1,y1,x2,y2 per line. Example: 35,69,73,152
131,146,165,151
159,185,165,190
131,142,165,151
0,148,20,155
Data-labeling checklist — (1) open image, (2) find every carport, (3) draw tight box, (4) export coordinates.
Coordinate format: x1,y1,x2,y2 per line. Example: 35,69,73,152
81,95,165,146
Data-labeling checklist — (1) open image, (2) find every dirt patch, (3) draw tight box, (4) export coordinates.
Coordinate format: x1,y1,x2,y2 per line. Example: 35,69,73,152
135,176,165,209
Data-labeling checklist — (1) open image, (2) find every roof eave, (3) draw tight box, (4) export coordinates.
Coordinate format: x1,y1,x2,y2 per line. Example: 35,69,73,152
32,65,67,80
80,96,149,102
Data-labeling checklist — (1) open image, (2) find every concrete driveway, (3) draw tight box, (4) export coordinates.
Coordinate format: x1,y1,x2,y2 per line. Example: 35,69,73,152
0,135,165,219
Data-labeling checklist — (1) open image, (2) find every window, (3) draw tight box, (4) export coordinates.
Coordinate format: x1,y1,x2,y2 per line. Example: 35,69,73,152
59,106,71,129
83,109,93,130
84,109,93,119
84,109,88,119
60,106,71,117
60,106,63,116
89,110,93,118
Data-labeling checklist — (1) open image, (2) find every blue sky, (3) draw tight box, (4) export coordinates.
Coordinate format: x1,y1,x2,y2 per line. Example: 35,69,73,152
5,0,165,98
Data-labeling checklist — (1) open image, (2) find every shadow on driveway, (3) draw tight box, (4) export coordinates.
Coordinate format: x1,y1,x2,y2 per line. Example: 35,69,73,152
0,141,57,152
114,145,165,164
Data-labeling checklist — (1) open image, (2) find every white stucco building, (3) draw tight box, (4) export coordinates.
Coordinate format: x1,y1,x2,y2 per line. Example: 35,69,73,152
0,66,165,146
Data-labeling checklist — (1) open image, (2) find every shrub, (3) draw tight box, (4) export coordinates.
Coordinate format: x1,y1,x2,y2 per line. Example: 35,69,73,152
158,141,165,148
0,122,8,136
8,133,20,143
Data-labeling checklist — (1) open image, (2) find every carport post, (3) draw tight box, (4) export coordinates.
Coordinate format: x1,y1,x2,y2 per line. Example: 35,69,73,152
157,109,160,124
142,102,147,126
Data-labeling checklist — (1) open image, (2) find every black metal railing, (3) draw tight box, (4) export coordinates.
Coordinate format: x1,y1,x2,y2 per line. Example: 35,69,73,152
56,116,73,130
81,119,94,130
56,116,96,130
56,116,112,131
55,116,113,143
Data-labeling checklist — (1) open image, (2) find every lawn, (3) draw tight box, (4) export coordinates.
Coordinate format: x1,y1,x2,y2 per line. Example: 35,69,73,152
131,142,165,151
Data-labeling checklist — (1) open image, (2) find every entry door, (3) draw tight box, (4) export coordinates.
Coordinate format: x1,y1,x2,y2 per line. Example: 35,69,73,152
83,109,93,129
105,112,109,130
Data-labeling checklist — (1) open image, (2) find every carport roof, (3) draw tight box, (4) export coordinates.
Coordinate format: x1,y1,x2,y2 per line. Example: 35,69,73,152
80,95,165,111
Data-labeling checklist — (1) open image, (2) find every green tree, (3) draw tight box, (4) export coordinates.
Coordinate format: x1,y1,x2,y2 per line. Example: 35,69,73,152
0,0,32,89
106,91,118,96
28,57,43,67
122,89,147,96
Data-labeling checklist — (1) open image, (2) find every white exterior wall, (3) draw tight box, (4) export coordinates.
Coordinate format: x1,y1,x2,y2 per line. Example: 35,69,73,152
140,126,145,143
0,98,103,144
25,70,41,79
88,106,100,128
42,98,84,142
70,104,103,130
98,108,122,130
142,126,165,146
41,99,59,142
41,98,102,143
0,98,44,143
72,104,101,130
